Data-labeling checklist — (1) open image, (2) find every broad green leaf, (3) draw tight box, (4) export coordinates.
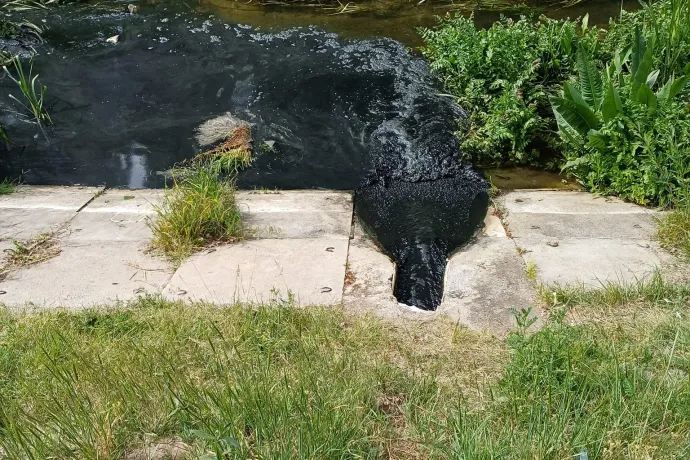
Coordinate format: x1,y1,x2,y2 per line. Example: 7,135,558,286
587,129,609,152
636,84,657,115
576,48,603,109
613,45,631,86
659,63,690,105
631,26,646,77
563,81,588,107
550,95,600,139
646,69,660,88
582,13,589,31
632,42,654,94
602,80,622,122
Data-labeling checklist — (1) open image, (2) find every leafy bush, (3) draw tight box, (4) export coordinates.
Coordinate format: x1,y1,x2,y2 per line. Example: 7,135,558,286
551,29,690,206
605,0,690,84
421,14,597,166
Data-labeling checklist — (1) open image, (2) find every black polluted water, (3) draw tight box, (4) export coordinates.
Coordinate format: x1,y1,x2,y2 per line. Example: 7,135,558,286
0,2,488,310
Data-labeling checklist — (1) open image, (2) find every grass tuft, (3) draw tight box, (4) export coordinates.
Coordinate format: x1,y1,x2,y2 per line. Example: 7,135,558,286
149,168,244,262
0,178,15,195
657,207,690,260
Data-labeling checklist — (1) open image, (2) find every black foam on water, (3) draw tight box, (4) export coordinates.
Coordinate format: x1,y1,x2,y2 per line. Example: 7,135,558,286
0,2,488,309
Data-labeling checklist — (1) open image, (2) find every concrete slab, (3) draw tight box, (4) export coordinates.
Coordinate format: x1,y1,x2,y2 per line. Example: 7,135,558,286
236,190,353,239
342,219,399,315
0,185,103,241
69,189,161,243
440,236,537,333
518,237,668,286
502,190,652,215
506,213,659,240
0,185,103,211
0,208,77,240
0,242,172,308
500,190,672,287
163,238,348,306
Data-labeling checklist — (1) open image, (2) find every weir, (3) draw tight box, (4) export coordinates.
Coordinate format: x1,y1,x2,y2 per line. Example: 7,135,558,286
1,2,491,309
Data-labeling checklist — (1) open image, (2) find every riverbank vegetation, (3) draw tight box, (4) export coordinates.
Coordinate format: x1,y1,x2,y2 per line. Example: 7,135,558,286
422,0,690,209
1,289,689,458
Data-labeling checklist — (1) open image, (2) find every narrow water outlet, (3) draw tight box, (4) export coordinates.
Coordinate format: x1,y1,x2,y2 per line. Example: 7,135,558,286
356,175,489,310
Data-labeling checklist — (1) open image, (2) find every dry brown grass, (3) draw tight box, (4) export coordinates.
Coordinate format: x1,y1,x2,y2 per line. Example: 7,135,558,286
193,125,252,171
0,228,64,280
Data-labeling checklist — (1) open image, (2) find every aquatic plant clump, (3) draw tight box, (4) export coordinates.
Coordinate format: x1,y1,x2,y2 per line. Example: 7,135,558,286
194,124,253,173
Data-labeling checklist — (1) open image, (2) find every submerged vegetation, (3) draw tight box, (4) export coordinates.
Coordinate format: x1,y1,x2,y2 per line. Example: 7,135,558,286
423,0,690,209
1,291,689,458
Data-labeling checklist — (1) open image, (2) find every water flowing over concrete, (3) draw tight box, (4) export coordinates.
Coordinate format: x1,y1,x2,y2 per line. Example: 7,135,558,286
1,2,489,309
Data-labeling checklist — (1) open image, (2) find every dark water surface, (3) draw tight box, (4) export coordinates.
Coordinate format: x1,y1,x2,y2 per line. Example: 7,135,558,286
0,0,621,308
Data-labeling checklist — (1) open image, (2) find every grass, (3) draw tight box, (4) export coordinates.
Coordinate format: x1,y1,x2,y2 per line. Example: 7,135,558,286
0,230,62,280
657,208,690,260
541,270,690,311
149,168,244,262
0,178,15,195
1,284,689,458
3,55,51,124
525,261,538,281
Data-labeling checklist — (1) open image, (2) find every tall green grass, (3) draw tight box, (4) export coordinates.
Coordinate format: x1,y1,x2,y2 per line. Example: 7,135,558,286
149,168,244,262
1,292,688,458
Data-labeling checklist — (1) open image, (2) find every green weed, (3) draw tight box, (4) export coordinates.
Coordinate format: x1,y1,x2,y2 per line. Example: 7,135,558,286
421,14,598,167
149,168,244,262
0,178,14,195
552,28,690,207
657,208,690,259
3,55,51,124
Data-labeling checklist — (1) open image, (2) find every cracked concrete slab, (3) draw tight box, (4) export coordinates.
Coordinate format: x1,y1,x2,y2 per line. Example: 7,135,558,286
0,185,103,241
500,190,673,287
